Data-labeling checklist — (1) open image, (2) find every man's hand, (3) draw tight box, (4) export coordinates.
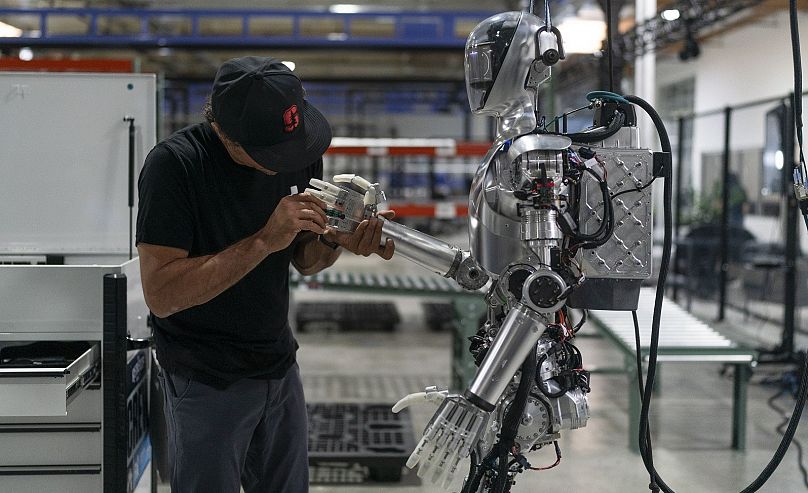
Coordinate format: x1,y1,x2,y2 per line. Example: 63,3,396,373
326,210,395,259
262,193,328,253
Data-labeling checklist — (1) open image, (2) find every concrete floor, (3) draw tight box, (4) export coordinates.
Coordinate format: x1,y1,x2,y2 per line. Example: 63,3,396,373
292,249,808,493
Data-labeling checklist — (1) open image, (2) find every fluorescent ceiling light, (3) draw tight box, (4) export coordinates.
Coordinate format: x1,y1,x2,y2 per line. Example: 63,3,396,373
330,4,362,14
18,47,33,61
577,0,605,22
0,20,23,37
555,1,606,55
661,9,681,21
557,18,606,54
281,60,296,71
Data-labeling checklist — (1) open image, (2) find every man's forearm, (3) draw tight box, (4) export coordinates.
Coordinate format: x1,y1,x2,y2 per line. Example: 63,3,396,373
139,231,275,318
292,232,341,275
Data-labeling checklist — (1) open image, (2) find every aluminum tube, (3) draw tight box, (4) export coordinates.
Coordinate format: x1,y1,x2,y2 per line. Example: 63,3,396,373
382,220,461,277
466,303,546,407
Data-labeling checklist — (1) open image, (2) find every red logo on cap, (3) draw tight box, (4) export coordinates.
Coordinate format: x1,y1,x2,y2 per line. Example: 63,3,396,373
283,105,300,133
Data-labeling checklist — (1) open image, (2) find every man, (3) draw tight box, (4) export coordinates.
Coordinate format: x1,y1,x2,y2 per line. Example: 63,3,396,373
136,56,394,493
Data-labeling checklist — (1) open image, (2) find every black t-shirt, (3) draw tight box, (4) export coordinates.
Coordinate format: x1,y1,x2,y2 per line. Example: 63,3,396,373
136,122,322,389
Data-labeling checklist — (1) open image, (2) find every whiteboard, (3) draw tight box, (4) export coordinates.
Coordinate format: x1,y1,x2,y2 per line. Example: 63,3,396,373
0,72,157,254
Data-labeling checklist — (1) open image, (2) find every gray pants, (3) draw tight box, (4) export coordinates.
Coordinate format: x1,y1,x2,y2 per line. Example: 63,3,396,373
159,363,309,493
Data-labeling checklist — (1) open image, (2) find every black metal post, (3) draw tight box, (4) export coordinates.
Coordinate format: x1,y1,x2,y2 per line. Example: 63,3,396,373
782,96,798,356
718,107,732,321
124,116,136,260
103,273,128,493
606,0,614,93
429,155,437,201
673,117,685,302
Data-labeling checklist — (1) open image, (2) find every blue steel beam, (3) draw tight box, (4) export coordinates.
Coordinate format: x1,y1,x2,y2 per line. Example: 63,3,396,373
0,8,495,49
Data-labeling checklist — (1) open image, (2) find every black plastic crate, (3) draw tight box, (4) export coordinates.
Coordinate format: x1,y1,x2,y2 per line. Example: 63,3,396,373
296,302,400,332
422,301,455,332
307,403,415,483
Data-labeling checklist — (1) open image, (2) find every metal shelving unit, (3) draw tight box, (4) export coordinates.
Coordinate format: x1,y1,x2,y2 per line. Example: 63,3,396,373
0,7,493,49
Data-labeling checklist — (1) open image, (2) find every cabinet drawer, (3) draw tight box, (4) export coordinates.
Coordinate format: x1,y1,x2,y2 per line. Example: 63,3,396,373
0,465,101,493
0,342,99,417
1,386,101,425
0,425,101,466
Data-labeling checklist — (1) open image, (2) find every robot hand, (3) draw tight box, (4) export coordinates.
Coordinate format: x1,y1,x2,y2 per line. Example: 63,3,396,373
405,393,490,489
306,174,386,233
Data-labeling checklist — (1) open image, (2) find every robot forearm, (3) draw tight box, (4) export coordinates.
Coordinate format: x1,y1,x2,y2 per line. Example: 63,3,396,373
307,174,489,290
381,220,460,276
381,220,489,290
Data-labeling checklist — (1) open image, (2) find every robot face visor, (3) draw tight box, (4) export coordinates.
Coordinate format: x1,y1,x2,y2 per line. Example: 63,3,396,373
464,12,520,113
466,42,495,111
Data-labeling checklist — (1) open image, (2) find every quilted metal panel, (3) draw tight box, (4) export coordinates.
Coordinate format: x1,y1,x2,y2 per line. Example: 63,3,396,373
576,149,653,279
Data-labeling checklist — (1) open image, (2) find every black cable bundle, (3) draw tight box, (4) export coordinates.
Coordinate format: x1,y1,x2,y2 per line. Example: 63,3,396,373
537,342,585,399
739,349,808,492
768,377,808,490
626,91,808,493
790,0,806,168
569,167,615,250
493,344,539,493
567,110,626,143
622,94,673,493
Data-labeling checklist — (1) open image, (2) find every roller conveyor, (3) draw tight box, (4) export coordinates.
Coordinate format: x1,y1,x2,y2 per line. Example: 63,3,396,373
590,288,754,357
589,288,757,452
292,269,479,296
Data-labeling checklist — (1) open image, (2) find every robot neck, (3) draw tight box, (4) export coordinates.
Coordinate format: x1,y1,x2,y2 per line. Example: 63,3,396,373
494,94,539,142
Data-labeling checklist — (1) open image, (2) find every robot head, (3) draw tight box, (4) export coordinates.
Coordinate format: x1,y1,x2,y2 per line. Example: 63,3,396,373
465,12,556,139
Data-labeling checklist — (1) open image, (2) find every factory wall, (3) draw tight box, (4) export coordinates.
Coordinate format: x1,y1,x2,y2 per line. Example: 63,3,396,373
656,9,808,249
657,10,808,193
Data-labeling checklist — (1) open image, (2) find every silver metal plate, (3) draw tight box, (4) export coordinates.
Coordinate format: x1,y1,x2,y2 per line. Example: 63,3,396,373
576,148,653,279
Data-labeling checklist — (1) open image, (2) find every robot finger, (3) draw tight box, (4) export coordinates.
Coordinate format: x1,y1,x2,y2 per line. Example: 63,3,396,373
308,178,343,195
442,451,465,489
303,188,339,208
405,433,430,469
333,173,372,191
416,454,435,480
392,392,428,413
430,450,451,485
392,388,448,413
363,187,379,206
416,428,446,479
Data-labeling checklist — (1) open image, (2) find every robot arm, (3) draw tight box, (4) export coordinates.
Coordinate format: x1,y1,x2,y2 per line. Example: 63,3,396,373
381,221,489,290
307,175,489,291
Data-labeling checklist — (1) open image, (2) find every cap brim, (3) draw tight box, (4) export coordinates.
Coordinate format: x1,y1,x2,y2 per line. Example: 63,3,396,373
242,101,332,173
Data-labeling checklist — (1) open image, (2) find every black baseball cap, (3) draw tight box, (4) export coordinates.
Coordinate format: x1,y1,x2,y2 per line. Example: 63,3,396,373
211,56,332,172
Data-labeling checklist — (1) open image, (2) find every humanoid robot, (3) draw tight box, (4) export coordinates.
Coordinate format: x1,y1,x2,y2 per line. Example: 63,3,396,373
308,8,656,492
